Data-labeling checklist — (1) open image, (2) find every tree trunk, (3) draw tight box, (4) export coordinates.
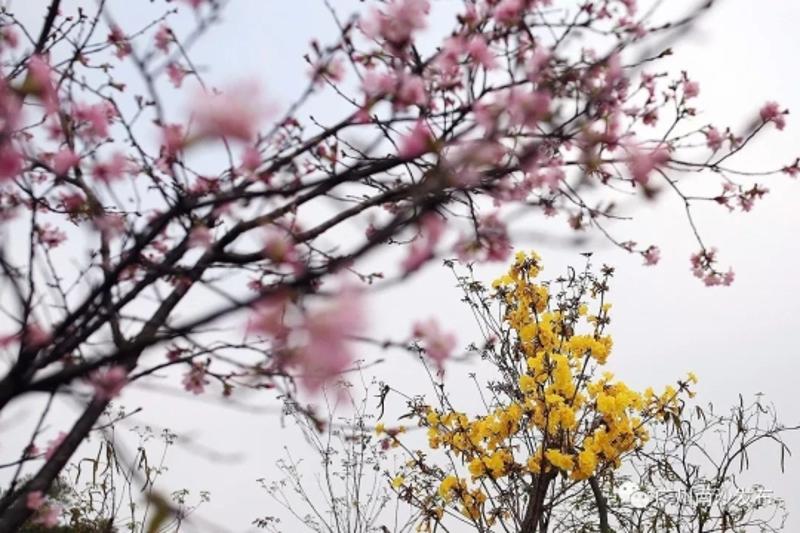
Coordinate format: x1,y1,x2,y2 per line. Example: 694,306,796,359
520,472,556,532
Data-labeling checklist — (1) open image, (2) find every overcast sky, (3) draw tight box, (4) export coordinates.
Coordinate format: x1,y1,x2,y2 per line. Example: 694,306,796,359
3,1,800,531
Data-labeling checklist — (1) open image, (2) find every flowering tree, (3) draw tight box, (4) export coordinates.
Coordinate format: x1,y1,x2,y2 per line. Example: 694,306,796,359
384,253,794,532
0,0,794,529
15,416,206,532
614,397,795,532
254,379,418,533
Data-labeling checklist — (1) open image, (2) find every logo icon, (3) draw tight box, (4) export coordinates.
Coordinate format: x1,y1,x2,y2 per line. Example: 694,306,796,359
616,481,651,509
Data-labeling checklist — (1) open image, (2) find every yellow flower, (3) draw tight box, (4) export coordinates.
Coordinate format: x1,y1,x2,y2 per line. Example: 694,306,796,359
545,449,574,471
573,448,598,480
484,449,511,478
492,273,514,288
391,475,405,489
452,431,468,452
427,427,441,449
519,374,536,394
438,475,463,502
460,488,487,519
565,335,612,364
375,423,385,435
468,457,486,478
526,450,544,473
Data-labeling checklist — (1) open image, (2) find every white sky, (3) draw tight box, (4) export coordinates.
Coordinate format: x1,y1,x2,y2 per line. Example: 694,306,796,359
3,0,800,531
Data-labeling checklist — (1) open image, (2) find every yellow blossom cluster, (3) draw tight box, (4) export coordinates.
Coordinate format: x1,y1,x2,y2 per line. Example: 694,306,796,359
392,252,695,528
437,475,487,520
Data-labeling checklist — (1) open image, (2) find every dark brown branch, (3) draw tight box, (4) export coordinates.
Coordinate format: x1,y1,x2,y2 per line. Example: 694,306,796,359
588,476,611,533
34,0,62,54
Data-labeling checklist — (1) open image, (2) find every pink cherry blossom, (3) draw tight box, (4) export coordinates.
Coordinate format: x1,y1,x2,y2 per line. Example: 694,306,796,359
533,166,565,191
167,62,187,88
1,27,18,49
640,72,656,97
91,152,129,183
394,74,427,109
412,318,456,372
26,491,44,511
620,17,646,38
642,245,660,266
683,79,700,99
190,82,268,142
248,288,365,394
310,57,346,86
34,505,61,528
600,53,624,99
182,362,209,394
446,139,507,184
507,89,551,127
0,332,18,349
0,143,22,181
362,70,427,110
74,102,115,139
436,36,464,73
722,269,735,285
642,108,658,126
45,432,66,461
455,212,511,262
295,289,365,393
626,144,669,185
24,443,40,458
705,127,724,151
362,71,396,99
35,223,66,248
108,26,131,59
398,120,433,159
620,0,638,14
93,213,127,235
24,323,51,348
88,366,128,400
240,145,261,172
702,269,734,287
51,148,79,175
782,158,800,177
401,213,445,273
188,175,220,196
166,346,188,362
478,213,512,261
161,123,185,157
690,248,734,287
361,0,430,53
27,55,58,114
466,36,496,70
461,3,479,25
188,225,213,249
263,227,303,273
0,80,21,130
759,101,786,130
494,0,525,25
155,24,172,53
43,120,62,142
247,294,292,344
526,48,552,82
